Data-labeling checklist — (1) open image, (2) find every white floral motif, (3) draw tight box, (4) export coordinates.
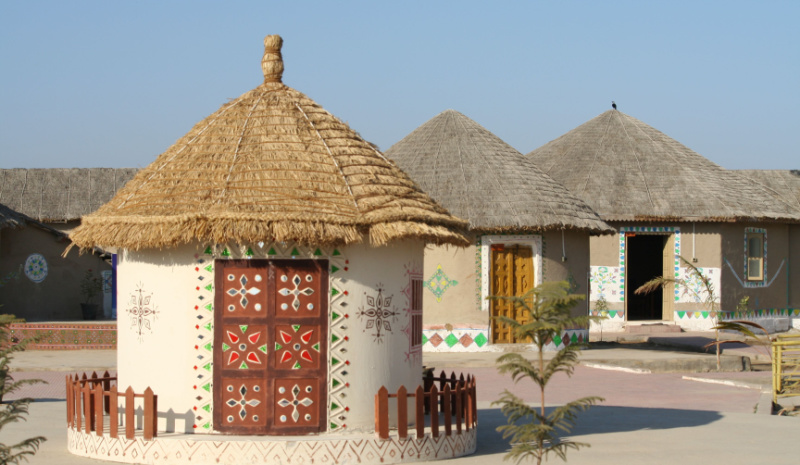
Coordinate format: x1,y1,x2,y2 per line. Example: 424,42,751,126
226,274,262,309
225,384,261,421
277,384,313,422
278,274,314,311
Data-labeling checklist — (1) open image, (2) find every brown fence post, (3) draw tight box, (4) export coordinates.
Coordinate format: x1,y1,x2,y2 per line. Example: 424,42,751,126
102,371,111,413
109,387,118,439
66,375,72,427
83,382,92,434
415,385,425,439
423,370,433,414
75,378,82,432
455,380,463,434
429,384,439,438
125,387,135,440
144,387,156,440
94,383,104,437
464,376,472,431
471,376,478,425
397,385,408,440
442,384,452,437
375,386,389,440
449,372,457,413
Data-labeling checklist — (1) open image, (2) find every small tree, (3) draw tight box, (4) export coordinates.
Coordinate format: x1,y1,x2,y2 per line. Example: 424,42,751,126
635,256,723,369
0,314,46,464
491,281,604,465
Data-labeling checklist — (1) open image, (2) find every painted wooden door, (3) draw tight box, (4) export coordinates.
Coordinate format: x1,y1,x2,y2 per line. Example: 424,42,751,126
661,235,674,321
214,259,328,435
490,245,534,343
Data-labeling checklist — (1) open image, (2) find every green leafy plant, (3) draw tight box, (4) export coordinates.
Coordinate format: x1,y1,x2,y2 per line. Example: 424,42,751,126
1,314,46,464
80,268,102,304
491,281,604,464
635,256,723,369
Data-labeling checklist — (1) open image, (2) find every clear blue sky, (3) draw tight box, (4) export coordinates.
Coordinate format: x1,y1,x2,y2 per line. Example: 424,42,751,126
1,1,797,170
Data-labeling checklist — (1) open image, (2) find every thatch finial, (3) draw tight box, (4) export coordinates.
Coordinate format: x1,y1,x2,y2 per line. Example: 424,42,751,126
262,34,284,83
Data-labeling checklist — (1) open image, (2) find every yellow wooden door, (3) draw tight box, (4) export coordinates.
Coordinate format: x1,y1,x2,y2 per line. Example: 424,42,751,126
491,245,534,343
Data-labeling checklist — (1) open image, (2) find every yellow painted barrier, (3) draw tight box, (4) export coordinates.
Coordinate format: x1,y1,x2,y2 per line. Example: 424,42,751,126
772,334,800,404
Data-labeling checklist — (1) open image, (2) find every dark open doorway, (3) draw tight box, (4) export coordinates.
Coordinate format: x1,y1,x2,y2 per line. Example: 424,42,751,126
626,235,666,321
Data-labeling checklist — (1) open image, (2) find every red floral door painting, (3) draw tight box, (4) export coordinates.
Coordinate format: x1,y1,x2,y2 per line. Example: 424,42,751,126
213,259,328,435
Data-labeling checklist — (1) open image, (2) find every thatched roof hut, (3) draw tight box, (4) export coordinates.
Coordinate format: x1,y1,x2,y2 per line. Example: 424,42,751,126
528,110,800,223
0,168,138,223
736,170,800,212
384,109,613,234
69,35,467,251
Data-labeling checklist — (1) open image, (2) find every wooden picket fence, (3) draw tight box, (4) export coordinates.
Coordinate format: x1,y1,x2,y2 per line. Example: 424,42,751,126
65,371,158,440
374,370,477,440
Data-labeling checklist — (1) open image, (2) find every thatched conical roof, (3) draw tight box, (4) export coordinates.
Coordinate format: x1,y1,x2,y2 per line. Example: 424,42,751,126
528,110,800,222
70,35,468,251
736,170,800,212
384,110,613,234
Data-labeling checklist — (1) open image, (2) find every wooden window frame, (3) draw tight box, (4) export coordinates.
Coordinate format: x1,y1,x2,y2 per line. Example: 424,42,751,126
745,231,765,282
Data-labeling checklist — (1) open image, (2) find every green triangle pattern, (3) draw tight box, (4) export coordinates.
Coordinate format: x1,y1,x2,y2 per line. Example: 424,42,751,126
312,343,320,351
268,247,277,255
202,383,211,392
275,343,282,351
331,334,340,343
332,249,341,256
314,248,323,256
240,325,248,333
292,324,301,332
473,333,487,347
222,342,230,352
203,362,212,371
552,334,563,347
204,343,212,352
331,288,340,297
239,362,249,370
204,284,213,291
608,311,617,318
204,322,212,331
221,248,230,257
332,378,341,388
331,402,340,410
330,422,339,430
202,404,211,413
331,265,340,273
571,333,579,343
246,248,254,256
202,422,211,430
677,311,686,319
204,246,213,255
445,333,459,348
701,311,709,319
332,311,340,320
422,334,429,345
205,303,213,311
259,345,267,353
293,361,301,369
331,357,340,366
204,264,213,273
291,247,300,256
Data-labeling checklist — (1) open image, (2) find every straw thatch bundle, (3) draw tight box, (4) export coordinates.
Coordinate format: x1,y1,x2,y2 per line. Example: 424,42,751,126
736,170,800,212
384,110,613,234
528,110,800,223
69,35,468,251
0,168,138,222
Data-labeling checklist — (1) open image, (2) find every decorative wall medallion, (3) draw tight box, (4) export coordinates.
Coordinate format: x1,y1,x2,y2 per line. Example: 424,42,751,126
222,379,266,426
275,324,321,369
24,253,48,283
358,286,399,343
126,284,159,341
275,379,318,427
424,265,458,303
277,273,315,311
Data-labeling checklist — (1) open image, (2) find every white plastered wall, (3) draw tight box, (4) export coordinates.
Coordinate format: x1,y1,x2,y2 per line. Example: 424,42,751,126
116,240,424,434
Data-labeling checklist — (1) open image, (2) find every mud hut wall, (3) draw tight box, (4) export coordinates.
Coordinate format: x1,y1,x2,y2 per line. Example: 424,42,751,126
540,229,591,318
116,240,424,434
0,225,109,321
719,222,794,313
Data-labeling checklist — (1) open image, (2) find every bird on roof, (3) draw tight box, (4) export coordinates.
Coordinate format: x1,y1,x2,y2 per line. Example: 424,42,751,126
612,101,617,110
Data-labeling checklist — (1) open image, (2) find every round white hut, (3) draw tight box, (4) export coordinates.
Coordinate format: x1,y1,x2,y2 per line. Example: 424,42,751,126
67,35,472,465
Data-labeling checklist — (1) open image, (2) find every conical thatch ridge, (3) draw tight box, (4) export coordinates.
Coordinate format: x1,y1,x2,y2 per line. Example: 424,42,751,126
528,110,800,222
70,35,468,251
384,110,614,234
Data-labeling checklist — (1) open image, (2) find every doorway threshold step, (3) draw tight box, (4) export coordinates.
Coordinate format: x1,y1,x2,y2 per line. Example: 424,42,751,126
623,323,682,334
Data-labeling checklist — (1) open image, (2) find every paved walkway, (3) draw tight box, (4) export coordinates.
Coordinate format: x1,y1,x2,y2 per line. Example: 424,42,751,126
3,333,798,465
